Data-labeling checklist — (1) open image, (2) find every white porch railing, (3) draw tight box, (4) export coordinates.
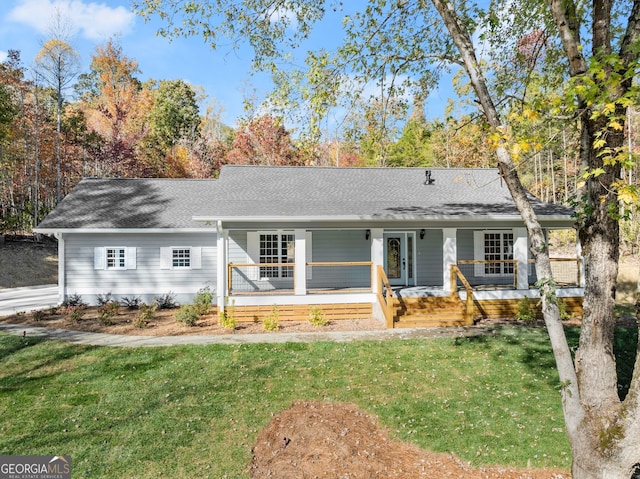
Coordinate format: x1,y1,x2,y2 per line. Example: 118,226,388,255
227,261,374,295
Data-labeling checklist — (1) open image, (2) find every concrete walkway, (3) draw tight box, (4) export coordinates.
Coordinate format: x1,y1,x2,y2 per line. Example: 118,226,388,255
0,322,487,348
0,285,58,316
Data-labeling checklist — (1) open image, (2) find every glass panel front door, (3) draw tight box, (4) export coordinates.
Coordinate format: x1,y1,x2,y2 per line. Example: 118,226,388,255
384,233,414,286
386,237,402,280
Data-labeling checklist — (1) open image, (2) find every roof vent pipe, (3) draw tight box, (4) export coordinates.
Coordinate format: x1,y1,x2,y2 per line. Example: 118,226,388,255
424,170,435,185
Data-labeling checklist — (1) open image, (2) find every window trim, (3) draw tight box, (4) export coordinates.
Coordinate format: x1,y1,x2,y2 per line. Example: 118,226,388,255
160,246,202,270
258,232,294,280
247,231,312,281
473,230,514,277
94,246,136,270
106,247,127,270
171,247,192,269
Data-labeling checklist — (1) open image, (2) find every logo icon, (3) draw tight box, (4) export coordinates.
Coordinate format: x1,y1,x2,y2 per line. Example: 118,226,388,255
0,455,72,479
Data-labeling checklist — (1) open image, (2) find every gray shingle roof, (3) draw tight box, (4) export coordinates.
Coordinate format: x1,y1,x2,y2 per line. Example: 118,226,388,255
36,178,218,230
198,165,573,220
35,166,574,231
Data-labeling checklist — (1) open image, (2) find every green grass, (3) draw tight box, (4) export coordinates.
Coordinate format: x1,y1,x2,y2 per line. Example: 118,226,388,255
0,326,636,478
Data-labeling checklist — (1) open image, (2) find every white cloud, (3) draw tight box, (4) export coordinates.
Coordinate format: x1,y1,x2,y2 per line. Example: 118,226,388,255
8,0,135,41
0,50,7,63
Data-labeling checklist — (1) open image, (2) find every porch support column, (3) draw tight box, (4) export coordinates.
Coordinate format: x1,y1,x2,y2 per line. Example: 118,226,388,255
216,222,227,311
294,229,307,295
513,227,529,290
442,228,457,294
370,228,384,291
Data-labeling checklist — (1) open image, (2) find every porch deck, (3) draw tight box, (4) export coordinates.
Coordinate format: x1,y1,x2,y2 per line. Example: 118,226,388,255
390,286,584,327
225,260,584,328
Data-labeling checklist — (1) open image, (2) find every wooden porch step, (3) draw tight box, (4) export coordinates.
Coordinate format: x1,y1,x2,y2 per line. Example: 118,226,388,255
393,296,468,327
394,297,464,311
394,317,469,328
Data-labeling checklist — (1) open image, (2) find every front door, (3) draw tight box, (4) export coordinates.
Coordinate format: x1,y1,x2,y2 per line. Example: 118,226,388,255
384,232,414,286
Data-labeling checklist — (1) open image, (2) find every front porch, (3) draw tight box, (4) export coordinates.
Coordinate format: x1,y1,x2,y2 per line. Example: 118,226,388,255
221,258,584,328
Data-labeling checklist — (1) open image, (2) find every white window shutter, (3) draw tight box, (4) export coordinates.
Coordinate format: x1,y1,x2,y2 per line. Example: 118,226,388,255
126,247,137,270
192,247,202,269
305,231,313,280
246,232,260,281
160,247,172,270
94,247,105,270
473,231,485,277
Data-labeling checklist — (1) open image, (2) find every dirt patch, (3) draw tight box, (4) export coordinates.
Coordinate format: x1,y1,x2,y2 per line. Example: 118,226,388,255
0,306,385,336
249,401,570,479
0,236,57,288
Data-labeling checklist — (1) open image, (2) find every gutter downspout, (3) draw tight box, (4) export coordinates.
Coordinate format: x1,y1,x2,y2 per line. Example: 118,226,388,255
54,233,65,304
216,221,227,313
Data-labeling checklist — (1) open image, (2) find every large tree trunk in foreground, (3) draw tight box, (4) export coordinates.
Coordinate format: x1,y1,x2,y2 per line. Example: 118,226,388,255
431,0,640,476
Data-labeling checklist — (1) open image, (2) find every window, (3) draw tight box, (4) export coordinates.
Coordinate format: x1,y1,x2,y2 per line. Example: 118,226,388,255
106,247,126,269
483,232,514,276
259,233,294,279
172,248,191,268
94,247,136,270
247,231,312,281
159,247,202,270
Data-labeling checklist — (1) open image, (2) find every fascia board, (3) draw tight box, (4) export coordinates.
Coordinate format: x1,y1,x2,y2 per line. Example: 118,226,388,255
193,214,573,224
34,227,218,235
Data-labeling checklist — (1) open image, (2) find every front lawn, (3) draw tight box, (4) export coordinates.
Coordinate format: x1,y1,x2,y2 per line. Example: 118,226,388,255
0,326,635,478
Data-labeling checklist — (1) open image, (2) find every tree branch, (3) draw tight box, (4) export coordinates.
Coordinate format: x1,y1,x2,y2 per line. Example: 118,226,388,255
546,0,587,76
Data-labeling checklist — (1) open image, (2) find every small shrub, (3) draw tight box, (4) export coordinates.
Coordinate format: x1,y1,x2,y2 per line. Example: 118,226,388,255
65,306,86,323
132,317,147,329
98,300,120,326
121,296,142,310
219,299,236,330
46,306,59,315
193,286,214,316
62,293,87,308
308,306,328,327
134,303,157,328
155,292,178,310
219,311,236,330
263,305,280,331
96,292,113,306
176,304,200,327
558,298,572,321
515,296,537,323
30,310,47,322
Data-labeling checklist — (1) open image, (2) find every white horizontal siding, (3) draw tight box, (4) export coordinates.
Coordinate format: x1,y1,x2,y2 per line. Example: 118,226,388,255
312,230,370,262
63,232,217,304
416,229,443,286
228,231,247,264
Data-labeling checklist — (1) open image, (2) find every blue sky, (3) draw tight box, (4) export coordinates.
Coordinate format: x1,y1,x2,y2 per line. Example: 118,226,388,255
0,0,455,128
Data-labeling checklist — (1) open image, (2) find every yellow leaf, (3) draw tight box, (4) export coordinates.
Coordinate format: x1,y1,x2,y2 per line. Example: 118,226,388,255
593,138,606,149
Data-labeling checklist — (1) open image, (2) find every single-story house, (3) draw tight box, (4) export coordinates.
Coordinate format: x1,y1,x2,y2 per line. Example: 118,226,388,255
35,166,583,327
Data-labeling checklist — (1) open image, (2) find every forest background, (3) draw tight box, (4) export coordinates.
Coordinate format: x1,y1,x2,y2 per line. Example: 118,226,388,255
1,26,639,253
